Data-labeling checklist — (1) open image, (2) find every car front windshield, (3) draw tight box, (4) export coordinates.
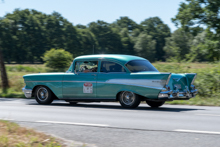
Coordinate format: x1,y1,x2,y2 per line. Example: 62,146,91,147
126,60,158,73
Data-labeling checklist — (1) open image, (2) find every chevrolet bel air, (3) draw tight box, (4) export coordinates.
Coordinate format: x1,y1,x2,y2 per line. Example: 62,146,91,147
22,54,198,108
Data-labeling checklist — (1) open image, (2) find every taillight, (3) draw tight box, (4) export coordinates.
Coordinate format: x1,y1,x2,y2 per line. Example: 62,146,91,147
190,85,195,90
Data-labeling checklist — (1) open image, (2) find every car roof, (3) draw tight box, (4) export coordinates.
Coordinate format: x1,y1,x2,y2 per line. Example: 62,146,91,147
74,54,147,65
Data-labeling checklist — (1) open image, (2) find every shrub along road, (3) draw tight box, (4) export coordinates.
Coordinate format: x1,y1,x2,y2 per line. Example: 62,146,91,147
0,98,220,147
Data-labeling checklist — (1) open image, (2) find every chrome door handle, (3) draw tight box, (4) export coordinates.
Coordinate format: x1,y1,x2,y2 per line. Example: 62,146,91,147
91,74,97,76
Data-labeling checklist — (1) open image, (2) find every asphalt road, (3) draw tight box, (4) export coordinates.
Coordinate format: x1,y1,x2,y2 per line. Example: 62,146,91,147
0,98,220,147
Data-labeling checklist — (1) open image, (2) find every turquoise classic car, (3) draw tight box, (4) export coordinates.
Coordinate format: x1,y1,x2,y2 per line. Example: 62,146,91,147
22,54,198,108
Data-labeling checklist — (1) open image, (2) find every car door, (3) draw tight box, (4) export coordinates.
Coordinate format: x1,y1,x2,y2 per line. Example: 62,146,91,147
62,60,98,99
96,60,130,99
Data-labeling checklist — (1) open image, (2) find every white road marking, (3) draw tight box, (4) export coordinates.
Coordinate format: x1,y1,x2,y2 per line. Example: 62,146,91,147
195,114,220,117
36,120,109,127
174,129,220,135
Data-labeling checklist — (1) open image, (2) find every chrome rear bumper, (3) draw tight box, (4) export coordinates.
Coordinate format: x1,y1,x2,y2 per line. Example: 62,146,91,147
22,87,32,98
158,89,198,100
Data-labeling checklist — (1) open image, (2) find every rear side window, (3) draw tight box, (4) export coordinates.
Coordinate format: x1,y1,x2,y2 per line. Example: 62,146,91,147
101,61,126,73
126,60,158,72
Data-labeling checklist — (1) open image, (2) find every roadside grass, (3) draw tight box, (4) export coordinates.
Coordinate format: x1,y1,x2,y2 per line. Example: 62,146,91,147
0,62,219,106
0,120,63,147
166,94,220,106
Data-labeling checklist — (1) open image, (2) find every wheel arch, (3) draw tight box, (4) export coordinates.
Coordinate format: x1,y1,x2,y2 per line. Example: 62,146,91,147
32,85,58,99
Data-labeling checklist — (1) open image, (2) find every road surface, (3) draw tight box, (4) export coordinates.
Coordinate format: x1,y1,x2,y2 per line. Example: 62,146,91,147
0,98,220,147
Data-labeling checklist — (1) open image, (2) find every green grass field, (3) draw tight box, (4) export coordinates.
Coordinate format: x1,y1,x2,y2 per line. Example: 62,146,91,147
0,62,219,106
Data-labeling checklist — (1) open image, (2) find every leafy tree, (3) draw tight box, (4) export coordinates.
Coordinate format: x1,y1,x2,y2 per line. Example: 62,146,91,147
63,22,82,57
119,28,134,55
42,48,73,71
188,31,219,62
164,28,193,61
78,28,98,55
89,20,123,54
172,0,220,61
141,17,171,61
112,16,140,33
134,32,156,62
172,0,220,35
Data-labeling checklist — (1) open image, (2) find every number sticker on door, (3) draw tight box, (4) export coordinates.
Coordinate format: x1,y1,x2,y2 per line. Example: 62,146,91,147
83,82,93,93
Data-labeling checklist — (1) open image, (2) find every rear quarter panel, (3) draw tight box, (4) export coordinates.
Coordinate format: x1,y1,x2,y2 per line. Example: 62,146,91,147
97,72,170,99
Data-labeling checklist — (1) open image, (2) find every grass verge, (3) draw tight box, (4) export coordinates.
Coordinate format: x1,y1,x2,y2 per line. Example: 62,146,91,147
0,120,63,147
166,95,220,106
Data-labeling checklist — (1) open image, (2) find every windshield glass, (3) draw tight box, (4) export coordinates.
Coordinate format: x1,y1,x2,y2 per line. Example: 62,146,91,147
126,60,158,73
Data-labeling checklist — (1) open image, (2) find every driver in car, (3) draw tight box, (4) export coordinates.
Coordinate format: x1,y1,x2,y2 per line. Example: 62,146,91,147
82,61,98,73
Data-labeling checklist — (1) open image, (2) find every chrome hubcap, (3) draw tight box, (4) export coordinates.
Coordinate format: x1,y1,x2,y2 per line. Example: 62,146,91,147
37,87,48,101
121,91,135,105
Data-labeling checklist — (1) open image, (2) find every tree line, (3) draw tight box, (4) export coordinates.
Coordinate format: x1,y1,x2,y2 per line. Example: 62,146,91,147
0,0,220,65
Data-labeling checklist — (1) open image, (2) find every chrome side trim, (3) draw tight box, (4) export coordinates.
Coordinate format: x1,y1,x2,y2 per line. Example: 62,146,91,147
64,81,97,83
97,81,162,90
165,73,172,85
22,87,32,98
25,79,164,90
26,81,62,82
26,81,97,83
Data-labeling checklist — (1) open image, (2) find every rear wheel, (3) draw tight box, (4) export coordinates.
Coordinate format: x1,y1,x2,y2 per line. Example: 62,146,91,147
146,100,165,108
119,91,140,108
35,86,53,105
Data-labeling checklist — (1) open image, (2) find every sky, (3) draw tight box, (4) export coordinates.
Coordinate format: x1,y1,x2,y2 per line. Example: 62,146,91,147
0,0,185,32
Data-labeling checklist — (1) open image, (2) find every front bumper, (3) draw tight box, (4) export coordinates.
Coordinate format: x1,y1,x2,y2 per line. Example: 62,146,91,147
22,87,32,98
158,89,198,100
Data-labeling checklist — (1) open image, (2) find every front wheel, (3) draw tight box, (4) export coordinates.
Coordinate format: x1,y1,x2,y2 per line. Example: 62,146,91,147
35,86,53,105
146,100,165,108
119,91,140,108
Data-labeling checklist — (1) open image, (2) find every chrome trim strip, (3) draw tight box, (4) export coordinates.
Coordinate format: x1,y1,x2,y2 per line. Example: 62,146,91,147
97,82,162,90
25,80,164,90
26,81,97,83
26,81,62,82
165,73,172,85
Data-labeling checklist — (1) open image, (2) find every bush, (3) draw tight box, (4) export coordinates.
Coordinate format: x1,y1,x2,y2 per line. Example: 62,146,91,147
42,48,73,71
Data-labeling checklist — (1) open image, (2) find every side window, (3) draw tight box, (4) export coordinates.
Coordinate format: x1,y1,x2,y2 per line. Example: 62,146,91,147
101,61,126,73
75,61,98,73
